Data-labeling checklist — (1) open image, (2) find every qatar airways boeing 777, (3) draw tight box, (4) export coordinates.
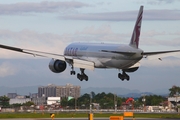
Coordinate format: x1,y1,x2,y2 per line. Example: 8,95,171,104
0,6,180,81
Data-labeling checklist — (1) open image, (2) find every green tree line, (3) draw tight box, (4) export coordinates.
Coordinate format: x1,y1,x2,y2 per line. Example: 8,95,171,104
0,86,180,109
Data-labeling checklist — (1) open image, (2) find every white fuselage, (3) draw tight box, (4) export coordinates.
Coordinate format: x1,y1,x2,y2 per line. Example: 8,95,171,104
64,42,143,69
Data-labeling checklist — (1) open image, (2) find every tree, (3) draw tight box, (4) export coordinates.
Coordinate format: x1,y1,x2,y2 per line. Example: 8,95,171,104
0,96,10,107
61,97,68,108
78,93,90,108
11,103,22,108
169,85,180,97
22,101,34,106
91,91,96,101
138,95,164,106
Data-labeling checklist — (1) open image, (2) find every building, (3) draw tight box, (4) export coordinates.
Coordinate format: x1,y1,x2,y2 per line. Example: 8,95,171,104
30,93,38,98
31,97,46,105
47,97,60,105
9,98,31,105
168,97,180,107
7,93,17,99
38,83,81,98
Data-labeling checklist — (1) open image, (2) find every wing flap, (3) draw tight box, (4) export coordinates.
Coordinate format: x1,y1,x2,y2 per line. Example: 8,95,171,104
23,49,65,61
0,44,65,61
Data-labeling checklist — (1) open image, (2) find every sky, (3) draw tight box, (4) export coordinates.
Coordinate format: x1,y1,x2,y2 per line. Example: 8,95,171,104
0,0,180,94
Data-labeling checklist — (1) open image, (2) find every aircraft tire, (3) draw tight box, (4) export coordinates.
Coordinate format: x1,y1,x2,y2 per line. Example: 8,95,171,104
126,76,130,81
118,73,124,81
77,73,82,81
84,75,88,81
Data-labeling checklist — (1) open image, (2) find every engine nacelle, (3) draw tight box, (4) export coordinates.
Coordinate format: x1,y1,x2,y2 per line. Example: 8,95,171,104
123,67,139,72
49,59,67,73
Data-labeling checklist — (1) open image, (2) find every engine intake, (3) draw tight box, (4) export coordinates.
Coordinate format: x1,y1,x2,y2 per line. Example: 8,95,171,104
49,59,67,73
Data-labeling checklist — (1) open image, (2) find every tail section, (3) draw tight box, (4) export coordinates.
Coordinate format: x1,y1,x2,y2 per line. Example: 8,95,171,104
129,6,143,48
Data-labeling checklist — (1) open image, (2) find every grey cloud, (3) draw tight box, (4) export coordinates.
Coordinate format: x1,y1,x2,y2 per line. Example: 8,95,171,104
0,1,89,15
60,11,136,21
137,0,177,5
59,9,180,21
146,0,176,5
0,29,69,58
0,62,17,77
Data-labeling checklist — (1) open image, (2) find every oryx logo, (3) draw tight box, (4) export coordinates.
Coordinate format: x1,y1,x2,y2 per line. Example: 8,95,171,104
130,7,143,48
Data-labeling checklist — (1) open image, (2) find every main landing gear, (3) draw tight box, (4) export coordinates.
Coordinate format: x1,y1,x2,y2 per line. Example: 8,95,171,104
70,66,88,81
118,71,130,81
77,68,88,81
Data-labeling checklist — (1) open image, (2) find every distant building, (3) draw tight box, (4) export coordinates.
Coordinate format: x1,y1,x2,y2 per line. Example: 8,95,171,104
38,83,81,98
16,95,25,99
168,97,180,106
47,97,60,105
29,93,38,98
32,97,46,105
7,93,17,99
9,98,31,105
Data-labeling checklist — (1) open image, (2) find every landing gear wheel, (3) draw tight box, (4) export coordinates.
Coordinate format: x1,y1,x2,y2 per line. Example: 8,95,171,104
79,77,83,81
70,71,76,75
118,73,124,81
77,68,89,81
126,76,130,81
70,65,76,75
118,71,130,81
77,73,80,79
77,73,83,81
84,75,88,81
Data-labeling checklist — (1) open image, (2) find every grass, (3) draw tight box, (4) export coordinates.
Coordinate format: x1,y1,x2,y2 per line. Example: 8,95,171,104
0,112,180,119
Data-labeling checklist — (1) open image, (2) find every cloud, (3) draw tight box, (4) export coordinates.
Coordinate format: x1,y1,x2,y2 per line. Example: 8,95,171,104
1,24,180,59
0,1,89,15
0,29,69,58
0,26,125,58
59,9,180,21
136,0,177,5
0,1,179,21
0,62,17,77
140,30,180,46
73,24,130,43
143,0,176,5
141,57,180,67
144,9,180,20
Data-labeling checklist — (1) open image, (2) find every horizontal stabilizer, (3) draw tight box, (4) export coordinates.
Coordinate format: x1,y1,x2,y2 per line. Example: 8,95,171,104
143,50,180,60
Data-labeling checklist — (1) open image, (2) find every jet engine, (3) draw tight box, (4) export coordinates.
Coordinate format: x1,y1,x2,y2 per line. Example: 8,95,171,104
49,59,67,73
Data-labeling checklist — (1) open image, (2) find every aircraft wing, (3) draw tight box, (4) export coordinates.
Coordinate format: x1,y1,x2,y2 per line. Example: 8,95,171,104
0,44,94,70
143,50,180,60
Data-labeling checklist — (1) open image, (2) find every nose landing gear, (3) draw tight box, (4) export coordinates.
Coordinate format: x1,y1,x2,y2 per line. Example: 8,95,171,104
70,66,76,75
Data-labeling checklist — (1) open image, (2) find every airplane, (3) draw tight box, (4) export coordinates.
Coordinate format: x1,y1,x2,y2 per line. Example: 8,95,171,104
0,6,180,81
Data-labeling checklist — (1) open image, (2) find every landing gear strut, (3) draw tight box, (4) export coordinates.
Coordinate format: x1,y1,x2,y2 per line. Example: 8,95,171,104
70,66,76,75
118,71,130,81
77,68,88,81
